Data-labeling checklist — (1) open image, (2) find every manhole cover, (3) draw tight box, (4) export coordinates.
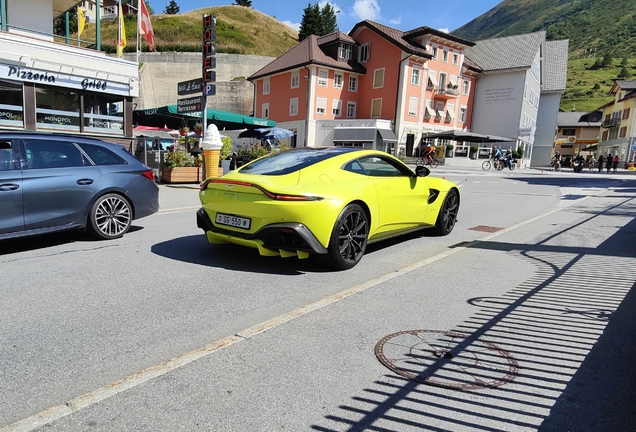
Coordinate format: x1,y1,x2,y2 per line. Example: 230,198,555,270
470,225,503,233
375,330,518,390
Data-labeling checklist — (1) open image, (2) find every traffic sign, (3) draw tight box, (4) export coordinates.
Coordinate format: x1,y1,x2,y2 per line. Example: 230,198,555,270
176,96,202,113
204,83,216,96
177,78,202,96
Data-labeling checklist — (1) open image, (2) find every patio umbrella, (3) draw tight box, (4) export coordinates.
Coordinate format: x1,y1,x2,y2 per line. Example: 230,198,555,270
237,127,294,139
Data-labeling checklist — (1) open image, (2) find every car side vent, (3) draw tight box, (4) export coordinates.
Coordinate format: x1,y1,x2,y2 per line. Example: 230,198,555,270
428,189,440,204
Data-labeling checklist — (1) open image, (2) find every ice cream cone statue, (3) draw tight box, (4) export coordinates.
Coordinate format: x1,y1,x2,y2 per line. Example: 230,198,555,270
201,123,223,178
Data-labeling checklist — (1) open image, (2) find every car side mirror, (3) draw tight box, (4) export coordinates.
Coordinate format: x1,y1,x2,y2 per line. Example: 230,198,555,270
415,165,430,177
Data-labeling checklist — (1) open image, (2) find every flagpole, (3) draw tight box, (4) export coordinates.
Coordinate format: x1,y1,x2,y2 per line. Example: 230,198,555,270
136,0,140,64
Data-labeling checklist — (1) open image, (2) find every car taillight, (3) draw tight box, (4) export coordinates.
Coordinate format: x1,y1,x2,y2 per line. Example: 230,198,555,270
199,179,322,201
141,170,155,181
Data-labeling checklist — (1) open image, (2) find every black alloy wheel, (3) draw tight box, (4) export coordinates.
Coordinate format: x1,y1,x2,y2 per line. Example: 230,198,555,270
433,189,459,236
326,204,369,270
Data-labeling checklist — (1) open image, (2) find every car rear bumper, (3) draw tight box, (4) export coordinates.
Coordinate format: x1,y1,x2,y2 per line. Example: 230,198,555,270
197,208,328,257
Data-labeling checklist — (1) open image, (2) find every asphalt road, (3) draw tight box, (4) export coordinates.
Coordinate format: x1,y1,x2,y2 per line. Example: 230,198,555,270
1,167,635,431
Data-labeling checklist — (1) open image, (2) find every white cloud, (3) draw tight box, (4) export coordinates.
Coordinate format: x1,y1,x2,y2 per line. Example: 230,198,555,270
352,0,381,21
282,20,301,32
389,17,401,25
318,1,342,14
438,27,450,33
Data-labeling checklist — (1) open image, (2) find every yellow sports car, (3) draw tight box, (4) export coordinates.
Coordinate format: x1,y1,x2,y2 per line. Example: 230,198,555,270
197,147,459,270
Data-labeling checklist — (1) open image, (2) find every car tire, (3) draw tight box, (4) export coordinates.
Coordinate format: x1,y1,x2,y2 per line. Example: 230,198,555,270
325,204,369,270
88,193,133,240
433,189,459,236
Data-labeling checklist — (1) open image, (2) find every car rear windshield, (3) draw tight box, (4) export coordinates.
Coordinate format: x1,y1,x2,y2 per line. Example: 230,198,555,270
78,143,127,165
239,148,352,175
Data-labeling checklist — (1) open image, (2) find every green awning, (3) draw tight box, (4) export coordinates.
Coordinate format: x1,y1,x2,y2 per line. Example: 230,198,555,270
133,105,276,130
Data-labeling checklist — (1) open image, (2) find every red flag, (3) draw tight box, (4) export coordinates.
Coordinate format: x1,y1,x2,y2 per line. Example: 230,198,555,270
139,0,155,51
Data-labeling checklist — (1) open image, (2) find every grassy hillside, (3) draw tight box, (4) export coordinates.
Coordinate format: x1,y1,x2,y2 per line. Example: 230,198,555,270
77,5,298,57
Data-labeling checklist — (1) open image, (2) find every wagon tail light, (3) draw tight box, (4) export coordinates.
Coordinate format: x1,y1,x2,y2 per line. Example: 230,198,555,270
141,170,155,181
200,179,323,201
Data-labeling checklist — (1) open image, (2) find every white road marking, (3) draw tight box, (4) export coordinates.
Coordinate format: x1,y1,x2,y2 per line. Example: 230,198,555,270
0,191,606,432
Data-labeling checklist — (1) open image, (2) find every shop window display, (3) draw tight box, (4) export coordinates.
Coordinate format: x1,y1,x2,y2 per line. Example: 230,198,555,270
0,80,24,128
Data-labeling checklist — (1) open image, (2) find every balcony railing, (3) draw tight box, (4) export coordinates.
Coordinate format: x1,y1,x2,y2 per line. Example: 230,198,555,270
601,118,621,128
435,86,460,98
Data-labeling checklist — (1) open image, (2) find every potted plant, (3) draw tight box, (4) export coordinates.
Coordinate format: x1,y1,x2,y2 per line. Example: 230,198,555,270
469,145,479,160
194,123,203,136
445,143,454,158
161,149,202,183
179,126,189,137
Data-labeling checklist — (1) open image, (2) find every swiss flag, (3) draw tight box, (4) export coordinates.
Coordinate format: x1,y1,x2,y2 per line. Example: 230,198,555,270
139,0,155,51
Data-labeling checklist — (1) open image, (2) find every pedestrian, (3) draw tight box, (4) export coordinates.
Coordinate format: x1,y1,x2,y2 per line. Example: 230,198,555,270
606,154,613,173
612,154,619,172
597,154,604,173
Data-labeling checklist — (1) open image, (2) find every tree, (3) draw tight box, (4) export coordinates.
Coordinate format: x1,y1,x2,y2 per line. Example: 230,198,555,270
234,0,252,6
618,66,632,79
298,2,337,42
320,3,338,35
164,0,179,14
602,52,613,68
298,3,321,41
621,56,629,66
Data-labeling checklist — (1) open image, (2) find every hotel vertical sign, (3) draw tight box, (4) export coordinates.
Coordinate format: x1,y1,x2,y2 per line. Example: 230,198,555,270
202,14,216,97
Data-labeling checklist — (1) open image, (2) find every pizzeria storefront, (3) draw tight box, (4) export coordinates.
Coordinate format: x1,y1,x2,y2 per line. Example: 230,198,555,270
0,23,139,142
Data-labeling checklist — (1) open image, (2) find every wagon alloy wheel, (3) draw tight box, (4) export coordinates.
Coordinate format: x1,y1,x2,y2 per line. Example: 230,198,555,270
434,189,459,236
326,204,369,270
89,194,132,240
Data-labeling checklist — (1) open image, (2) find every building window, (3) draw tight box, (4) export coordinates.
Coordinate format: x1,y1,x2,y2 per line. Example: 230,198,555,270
291,70,299,88
428,71,438,89
620,126,627,138
373,69,384,89
348,76,358,92
431,46,437,59
371,98,381,117
462,80,469,95
261,103,269,119
602,130,608,141
263,77,270,95
439,72,447,89
332,99,342,117
290,98,298,116
408,97,418,116
83,94,124,133
623,108,631,119
334,73,343,89
435,101,444,119
524,82,528,99
452,53,459,65
562,128,576,136
339,44,352,60
35,86,80,131
442,49,448,63
459,107,467,123
359,43,370,62
411,66,420,85
347,102,356,118
318,69,328,87
0,79,24,128
316,97,327,115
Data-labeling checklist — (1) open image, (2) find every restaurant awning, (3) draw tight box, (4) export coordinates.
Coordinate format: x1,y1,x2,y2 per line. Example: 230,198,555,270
378,129,398,142
422,129,515,143
333,128,376,142
133,105,276,131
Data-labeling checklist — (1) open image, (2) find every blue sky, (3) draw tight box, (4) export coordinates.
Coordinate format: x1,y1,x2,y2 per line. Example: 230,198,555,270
149,0,503,34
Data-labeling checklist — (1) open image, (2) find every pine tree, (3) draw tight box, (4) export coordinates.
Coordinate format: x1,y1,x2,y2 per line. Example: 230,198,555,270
320,3,338,34
164,0,179,14
618,66,632,79
298,2,337,41
234,0,252,6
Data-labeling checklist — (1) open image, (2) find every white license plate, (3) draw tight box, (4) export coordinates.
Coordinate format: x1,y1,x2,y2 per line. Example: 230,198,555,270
215,213,251,229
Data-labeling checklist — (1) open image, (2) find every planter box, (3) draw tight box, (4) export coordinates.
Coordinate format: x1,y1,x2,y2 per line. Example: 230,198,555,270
161,166,203,183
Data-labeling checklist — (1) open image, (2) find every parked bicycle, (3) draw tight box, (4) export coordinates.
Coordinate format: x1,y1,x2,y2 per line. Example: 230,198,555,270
415,154,440,168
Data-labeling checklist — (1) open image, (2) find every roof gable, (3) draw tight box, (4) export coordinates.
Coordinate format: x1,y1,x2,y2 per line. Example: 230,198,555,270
349,20,431,59
465,31,546,72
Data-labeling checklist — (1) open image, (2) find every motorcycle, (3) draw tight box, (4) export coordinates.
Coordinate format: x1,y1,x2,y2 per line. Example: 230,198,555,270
572,158,584,173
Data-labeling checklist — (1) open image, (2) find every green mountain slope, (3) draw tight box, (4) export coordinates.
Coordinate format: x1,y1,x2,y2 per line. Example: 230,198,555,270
452,0,636,111
452,0,636,54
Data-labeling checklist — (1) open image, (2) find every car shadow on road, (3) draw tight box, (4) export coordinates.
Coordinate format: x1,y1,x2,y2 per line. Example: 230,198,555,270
0,225,145,255
151,234,334,274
